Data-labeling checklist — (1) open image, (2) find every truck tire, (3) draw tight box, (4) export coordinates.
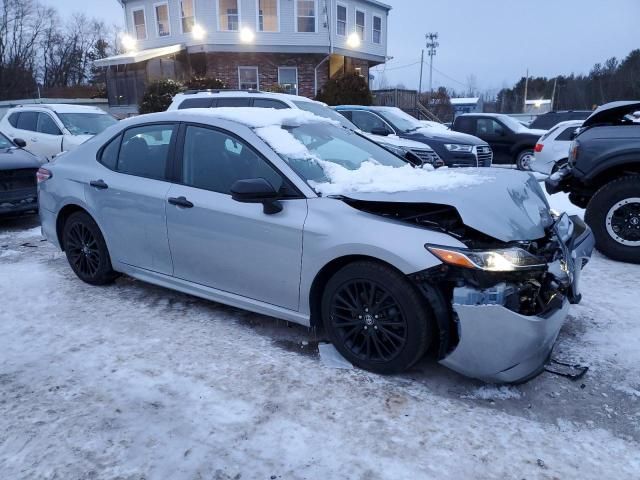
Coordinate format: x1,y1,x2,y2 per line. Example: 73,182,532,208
585,176,640,263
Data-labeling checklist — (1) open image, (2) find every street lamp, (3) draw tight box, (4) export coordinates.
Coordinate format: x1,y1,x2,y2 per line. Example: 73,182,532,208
347,32,361,49
240,27,255,43
120,33,137,52
192,24,206,41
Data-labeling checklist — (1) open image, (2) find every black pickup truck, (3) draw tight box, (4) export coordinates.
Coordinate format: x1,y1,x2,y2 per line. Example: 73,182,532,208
452,113,547,170
546,101,640,263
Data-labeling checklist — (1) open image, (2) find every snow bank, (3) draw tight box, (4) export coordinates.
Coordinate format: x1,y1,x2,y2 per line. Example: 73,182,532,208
311,161,491,196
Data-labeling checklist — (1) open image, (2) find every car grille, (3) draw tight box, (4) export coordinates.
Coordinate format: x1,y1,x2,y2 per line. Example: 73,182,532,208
475,145,493,167
409,148,444,167
0,168,37,192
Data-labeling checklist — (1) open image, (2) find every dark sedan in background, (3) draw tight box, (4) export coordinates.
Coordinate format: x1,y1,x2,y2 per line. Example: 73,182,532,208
0,133,44,216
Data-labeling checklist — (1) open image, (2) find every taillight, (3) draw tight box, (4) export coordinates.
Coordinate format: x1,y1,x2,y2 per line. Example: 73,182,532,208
36,167,52,183
534,143,543,153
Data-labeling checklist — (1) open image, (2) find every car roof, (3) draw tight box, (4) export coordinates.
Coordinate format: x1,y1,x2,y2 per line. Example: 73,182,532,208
6,104,108,114
173,90,320,104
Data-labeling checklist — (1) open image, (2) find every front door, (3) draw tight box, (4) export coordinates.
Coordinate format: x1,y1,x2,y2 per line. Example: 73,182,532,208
166,124,307,311
83,123,177,275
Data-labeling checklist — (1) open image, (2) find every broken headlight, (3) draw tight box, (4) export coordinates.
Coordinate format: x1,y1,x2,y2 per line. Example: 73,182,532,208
426,245,547,272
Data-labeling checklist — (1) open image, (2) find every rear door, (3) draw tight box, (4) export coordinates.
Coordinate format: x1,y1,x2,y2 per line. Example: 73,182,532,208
13,112,47,157
165,123,307,310
84,123,177,275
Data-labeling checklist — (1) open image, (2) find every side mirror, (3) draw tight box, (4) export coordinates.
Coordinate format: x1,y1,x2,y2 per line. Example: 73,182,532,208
371,127,390,136
13,138,27,148
231,178,283,215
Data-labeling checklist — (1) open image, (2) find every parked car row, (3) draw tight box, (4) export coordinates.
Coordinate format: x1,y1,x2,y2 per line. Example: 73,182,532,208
34,101,595,383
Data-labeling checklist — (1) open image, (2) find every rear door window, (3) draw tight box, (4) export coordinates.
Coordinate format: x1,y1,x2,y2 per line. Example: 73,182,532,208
252,99,288,109
216,98,251,107
556,126,579,141
99,134,122,170
8,112,20,127
116,124,177,180
16,111,38,132
178,98,214,109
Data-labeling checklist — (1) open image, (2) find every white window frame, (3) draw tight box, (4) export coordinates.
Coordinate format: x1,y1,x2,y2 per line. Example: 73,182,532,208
238,66,259,90
256,0,280,32
132,7,148,40
336,2,347,37
217,0,241,32
278,67,298,95
372,14,382,44
294,0,318,33
153,2,171,38
180,0,196,34
355,8,366,40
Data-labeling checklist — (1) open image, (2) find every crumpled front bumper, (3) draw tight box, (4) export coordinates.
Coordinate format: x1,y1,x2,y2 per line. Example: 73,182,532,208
439,214,595,383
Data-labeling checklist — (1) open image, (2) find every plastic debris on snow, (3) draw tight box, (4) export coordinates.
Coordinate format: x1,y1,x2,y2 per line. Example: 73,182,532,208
318,343,354,370
462,385,523,401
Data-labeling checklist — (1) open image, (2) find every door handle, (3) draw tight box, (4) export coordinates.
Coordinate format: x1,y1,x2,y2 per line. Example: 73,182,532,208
168,196,194,208
89,179,109,190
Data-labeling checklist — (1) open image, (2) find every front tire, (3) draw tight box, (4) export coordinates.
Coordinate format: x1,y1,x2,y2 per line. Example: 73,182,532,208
321,261,433,374
516,149,534,171
585,176,640,264
62,211,119,285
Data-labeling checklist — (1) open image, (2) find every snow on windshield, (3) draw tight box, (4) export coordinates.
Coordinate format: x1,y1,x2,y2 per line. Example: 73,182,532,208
178,107,491,195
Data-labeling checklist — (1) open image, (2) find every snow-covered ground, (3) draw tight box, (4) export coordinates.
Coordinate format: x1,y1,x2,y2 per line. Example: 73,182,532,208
1,201,639,478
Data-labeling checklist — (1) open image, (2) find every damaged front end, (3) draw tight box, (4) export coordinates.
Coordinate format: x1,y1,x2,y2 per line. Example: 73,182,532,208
411,213,594,383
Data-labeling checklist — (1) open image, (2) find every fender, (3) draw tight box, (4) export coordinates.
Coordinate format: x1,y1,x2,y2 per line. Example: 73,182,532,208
581,153,640,183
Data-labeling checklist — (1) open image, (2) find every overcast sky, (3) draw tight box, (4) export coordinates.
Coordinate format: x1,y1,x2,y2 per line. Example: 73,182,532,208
44,0,639,95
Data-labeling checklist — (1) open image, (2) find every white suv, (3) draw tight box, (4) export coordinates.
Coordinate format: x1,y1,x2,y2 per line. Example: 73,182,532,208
167,91,444,167
0,104,118,160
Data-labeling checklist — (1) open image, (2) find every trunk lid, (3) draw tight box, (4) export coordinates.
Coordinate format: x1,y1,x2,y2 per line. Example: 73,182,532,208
582,101,640,127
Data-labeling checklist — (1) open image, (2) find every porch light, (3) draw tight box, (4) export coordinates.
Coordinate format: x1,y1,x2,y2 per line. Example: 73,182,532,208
121,34,137,52
192,24,206,41
347,32,361,49
240,27,255,43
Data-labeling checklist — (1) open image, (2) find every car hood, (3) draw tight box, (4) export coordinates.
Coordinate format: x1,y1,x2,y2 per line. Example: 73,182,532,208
583,101,640,127
525,128,548,137
363,133,433,150
406,129,486,145
343,168,553,242
0,148,45,170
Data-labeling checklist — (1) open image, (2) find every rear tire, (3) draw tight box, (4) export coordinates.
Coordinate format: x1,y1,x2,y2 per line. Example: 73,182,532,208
516,149,534,171
62,211,119,285
585,176,640,264
321,261,433,374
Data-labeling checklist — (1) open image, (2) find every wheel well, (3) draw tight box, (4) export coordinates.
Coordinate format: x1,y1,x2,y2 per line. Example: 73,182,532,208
308,255,402,329
588,163,640,193
56,204,89,251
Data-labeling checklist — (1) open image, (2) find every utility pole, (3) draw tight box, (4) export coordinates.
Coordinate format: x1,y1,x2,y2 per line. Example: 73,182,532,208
418,49,424,93
426,32,439,94
550,77,558,110
523,68,529,113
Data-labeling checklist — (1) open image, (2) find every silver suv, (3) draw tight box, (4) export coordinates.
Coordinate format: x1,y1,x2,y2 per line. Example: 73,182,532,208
38,108,594,383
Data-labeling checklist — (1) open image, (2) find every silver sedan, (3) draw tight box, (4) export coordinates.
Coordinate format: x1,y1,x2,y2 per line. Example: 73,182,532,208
37,109,594,383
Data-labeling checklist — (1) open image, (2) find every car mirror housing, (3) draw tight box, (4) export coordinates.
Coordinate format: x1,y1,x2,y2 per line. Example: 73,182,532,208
230,178,283,215
13,138,27,148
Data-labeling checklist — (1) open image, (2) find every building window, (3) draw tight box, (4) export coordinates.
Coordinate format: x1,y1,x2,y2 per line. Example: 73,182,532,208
373,15,382,44
219,0,239,31
258,0,278,32
354,67,362,77
181,0,195,33
336,4,346,36
355,9,365,39
296,0,316,33
155,3,170,37
133,8,147,40
238,67,259,90
278,67,298,95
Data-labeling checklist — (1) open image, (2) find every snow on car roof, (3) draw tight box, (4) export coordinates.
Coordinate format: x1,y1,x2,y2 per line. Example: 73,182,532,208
174,107,338,129
11,104,108,114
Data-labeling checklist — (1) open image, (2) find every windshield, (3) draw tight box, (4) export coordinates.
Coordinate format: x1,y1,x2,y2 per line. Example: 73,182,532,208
292,101,356,130
57,113,118,135
277,123,408,184
498,114,528,133
377,108,421,133
0,132,14,149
